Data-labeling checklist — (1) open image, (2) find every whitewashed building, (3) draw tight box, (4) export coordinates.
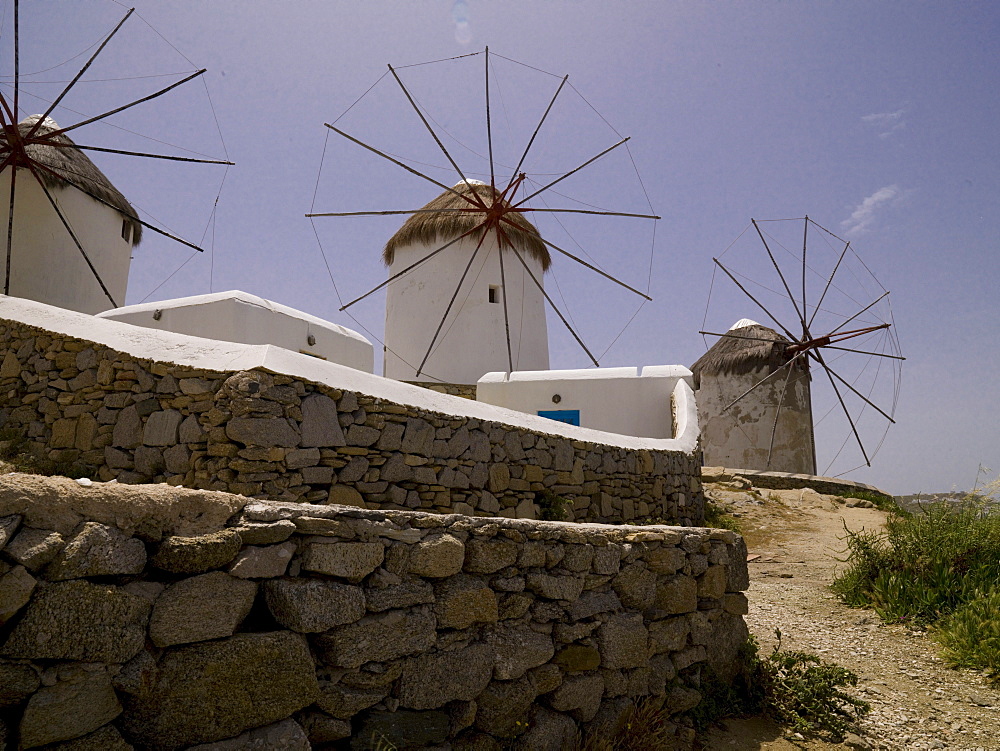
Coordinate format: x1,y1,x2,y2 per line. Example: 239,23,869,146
97,290,374,373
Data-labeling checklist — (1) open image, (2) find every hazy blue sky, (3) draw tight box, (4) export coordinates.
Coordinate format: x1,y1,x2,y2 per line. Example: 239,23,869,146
4,1,998,495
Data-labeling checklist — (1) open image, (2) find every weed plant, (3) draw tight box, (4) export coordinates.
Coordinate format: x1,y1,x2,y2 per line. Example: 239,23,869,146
689,631,868,742
703,499,742,533
833,486,1000,681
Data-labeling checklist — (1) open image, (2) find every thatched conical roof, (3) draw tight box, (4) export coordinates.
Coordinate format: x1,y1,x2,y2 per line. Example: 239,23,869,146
4,116,142,245
383,180,549,269
692,319,801,388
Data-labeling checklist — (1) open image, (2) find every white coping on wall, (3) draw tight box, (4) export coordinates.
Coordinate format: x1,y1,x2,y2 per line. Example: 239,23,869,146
477,366,696,440
96,290,374,373
0,296,699,454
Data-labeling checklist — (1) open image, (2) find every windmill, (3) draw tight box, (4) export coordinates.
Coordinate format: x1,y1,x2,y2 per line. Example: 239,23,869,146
697,216,903,478
0,1,231,314
308,48,658,384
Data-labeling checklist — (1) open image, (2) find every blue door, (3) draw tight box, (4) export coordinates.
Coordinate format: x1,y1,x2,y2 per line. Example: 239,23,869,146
537,409,580,426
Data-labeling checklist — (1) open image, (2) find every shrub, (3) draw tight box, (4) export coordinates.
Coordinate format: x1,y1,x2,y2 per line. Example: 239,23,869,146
536,489,569,521
834,489,1000,681
703,498,742,533
833,498,1000,625
688,631,868,742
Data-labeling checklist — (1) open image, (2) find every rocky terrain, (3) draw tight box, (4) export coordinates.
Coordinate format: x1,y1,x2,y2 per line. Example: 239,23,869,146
699,481,1000,751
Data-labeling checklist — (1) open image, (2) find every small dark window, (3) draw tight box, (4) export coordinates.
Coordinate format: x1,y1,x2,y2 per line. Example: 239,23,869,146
121,220,131,243
488,285,499,304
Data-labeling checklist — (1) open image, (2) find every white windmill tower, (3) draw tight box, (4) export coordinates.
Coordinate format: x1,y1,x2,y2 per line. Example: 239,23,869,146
382,179,550,384
0,116,141,315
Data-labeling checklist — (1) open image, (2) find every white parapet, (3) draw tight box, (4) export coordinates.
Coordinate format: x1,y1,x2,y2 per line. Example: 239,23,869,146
96,290,374,373
2,296,698,455
477,365,696,440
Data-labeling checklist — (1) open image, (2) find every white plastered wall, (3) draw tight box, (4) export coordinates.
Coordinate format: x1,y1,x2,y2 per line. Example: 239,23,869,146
696,366,815,474
97,291,374,373
0,172,132,314
383,234,549,384
477,365,695,440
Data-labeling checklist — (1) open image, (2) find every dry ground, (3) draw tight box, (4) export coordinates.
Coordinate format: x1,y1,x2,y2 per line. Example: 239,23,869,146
697,482,1000,751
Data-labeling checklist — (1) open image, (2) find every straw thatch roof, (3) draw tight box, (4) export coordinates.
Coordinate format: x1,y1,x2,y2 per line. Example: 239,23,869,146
383,181,549,269
5,116,141,245
692,320,805,388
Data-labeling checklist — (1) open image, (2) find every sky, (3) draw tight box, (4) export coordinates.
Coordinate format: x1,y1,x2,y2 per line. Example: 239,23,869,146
2,0,998,495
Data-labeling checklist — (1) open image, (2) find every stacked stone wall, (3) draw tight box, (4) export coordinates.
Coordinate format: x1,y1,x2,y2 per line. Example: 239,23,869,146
0,319,703,526
0,475,749,749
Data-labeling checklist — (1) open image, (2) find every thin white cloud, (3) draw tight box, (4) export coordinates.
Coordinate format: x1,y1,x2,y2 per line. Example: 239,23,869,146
841,185,900,236
861,107,907,139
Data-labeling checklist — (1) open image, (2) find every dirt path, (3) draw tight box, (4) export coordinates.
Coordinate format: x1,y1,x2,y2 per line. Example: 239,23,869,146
697,483,1000,751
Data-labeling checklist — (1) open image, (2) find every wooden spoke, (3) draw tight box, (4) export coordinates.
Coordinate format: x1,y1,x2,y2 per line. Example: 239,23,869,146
514,136,629,207
39,70,207,139
502,216,651,300
325,124,481,208
753,218,806,330
508,74,568,187
711,257,800,343
23,8,135,141
387,64,486,208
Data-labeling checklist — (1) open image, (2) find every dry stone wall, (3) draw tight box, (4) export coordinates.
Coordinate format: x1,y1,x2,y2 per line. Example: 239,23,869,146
0,319,703,526
0,475,749,750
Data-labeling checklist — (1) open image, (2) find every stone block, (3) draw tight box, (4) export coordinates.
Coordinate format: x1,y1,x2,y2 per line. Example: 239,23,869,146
152,529,242,574
0,661,39,706
111,405,141,449
120,632,319,748
315,682,386,719
346,425,380,447
150,572,257,647
301,541,384,582
464,538,518,574
186,718,310,750
434,575,498,629
315,607,437,668
365,578,434,612
526,572,585,601
547,673,604,722
566,590,621,621
2,580,150,663
0,514,20,550
19,668,122,749
264,578,365,632
407,533,465,577
226,417,300,447
654,574,698,614
144,409,183,446
301,394,346,447
698,564,728,600
486,621,555,680
229,541,296,578
46,522,146,581
326,484,366,508
612,562,657,610
649,616,690,654
598,614,648,670
5,527,64,571
134,445,165,476
474,676,536,737
398,643,493,709
232,520,296,545
553,644,601,673
0,565,35,625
